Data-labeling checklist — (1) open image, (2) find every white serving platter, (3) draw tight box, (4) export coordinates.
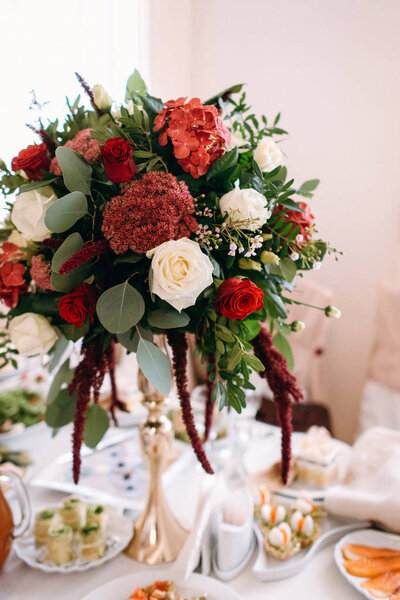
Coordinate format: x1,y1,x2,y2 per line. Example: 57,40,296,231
81,569,242,600
334,528,400,599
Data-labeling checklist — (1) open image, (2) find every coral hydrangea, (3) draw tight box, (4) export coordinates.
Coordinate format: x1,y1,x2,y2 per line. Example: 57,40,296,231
101,171,198,254
153,98,231,178
50,128,101,175
0,243,27,308
30,255,54,291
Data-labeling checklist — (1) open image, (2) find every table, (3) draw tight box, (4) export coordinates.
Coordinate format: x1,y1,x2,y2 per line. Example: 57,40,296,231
0,425,361,600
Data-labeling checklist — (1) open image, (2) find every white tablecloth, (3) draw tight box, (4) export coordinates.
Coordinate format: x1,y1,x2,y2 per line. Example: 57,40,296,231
0,425,361,600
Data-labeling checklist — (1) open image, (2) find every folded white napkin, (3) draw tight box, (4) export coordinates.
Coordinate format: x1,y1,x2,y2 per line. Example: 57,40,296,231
325,426,400,532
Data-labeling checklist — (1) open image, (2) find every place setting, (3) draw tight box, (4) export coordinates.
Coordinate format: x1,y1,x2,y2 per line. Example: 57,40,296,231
0,6,399,598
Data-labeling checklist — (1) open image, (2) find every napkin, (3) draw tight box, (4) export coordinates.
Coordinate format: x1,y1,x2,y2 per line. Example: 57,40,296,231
324,426,400,532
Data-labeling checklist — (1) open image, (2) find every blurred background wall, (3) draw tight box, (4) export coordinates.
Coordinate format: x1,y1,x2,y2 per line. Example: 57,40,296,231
145,0,400,442
1,0,400,442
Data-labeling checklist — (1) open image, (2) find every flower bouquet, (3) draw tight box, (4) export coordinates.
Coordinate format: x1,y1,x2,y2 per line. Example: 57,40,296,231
0,71,339,483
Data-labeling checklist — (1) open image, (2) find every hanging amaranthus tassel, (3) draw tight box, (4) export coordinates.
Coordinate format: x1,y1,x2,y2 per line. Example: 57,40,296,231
167,330,214,474
252,327,303,484
59,240,109,274
204,354,215,443
69,336,108,483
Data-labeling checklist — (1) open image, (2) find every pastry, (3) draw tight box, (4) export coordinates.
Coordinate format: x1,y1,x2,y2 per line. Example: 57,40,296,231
46,526,74,565
59,496,86,531
295,426,340,488
86,504,109,530
290,510,320,547
264,522,300,560
78,522,106,561
34,509,60,546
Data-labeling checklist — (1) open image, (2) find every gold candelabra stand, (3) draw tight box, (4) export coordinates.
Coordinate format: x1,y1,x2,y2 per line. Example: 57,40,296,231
125,369,187,564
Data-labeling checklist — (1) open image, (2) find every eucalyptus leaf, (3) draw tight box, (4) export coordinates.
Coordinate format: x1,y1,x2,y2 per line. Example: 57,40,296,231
19,177,58,193
83,404,109,448
52,232,84,273
59,319,90,342
55,147,92,195
147,309,189,329
45,388,76,428
45,191,88,233
97,281,145,334
50,264,93,293
273,332,294,371
47,358,74,405
136,339,171,395
117,325,152,352
48,337,70,373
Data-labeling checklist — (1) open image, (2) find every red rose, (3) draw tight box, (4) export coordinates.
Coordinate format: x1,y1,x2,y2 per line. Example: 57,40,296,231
58,283,98,328
100,138,136,184
214,278,264,320
275,202,315,239
12,143,50,181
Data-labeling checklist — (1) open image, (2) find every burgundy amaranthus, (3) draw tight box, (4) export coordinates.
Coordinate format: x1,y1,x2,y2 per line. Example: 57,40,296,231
75,71,103,116
69,336,108,483
27,124,57,156
167,330,214,474
42,237,64,250
204,354,215,443
252,327,303,484
59,239,109,274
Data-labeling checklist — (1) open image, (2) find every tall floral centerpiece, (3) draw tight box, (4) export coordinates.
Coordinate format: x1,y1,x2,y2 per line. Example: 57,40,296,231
0,72,339,484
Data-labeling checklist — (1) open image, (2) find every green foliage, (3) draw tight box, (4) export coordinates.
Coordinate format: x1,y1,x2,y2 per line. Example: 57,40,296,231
206,148,239,181
273,332,294,371
136,339,171,395
45,388,76,428
125,69,147,101
52,232,84,273
45,191,88,232
96,281,145,334
47,358,74,405
83,404,109,448
55,147,92,195
147,308,190,329
48,336,70,372
117,325,152,352
205,83,244,106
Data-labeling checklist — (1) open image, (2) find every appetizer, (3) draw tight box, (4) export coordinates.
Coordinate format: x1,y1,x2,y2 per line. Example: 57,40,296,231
78,523,106,561
86,504,109,530
34,509,60,546
130,580,206,600
59,496,86,530
290,510,320,548
292,491,323,519
342,542,400,598
264,522,300,560
46,526,74,565
261,503,286,527
295,426,340,488
0,389,44,433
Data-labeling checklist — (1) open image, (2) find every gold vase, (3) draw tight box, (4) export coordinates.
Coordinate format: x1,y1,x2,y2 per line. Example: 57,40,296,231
125,369,187,564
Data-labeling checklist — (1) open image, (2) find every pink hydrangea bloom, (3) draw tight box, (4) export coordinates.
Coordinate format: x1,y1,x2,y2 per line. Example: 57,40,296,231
50,129,101,175
30,255,54,291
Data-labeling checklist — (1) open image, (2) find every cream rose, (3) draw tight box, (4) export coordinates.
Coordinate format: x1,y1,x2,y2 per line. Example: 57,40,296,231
219,182,271,232
9,313,58,356
229,130,248,153
93,84,112,111
146,238,214,312
7,230,29,248
11,186,57,242
253,137,284,172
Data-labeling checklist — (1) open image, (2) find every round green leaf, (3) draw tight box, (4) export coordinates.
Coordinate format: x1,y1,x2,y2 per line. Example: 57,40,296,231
147,309,189,329
83,404,109,449
96,282,145,334
45,388,76,428
52,232,84,273
47,358,74,405
55,147,92,195
117,325,152,352
50,264,93,293
273,333,294,371
45,191,88,233
137,339,171,395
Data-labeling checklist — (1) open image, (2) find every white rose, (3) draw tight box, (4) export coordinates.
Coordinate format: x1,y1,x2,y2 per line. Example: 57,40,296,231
93,84,112,111
146,238,214,312
229,130,248,153
11,186,57,242
219,182,271,232
9,313,58,356
253,138,284,172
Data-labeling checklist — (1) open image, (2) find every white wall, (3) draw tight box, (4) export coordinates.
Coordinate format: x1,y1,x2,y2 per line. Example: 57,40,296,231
148,0,400,442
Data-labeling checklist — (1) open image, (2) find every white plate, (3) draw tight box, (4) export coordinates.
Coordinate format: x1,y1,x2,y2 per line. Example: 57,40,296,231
14,506,132,573
334,528,400,599
253,510,369,581
81,569,242,600
243,429,351,500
